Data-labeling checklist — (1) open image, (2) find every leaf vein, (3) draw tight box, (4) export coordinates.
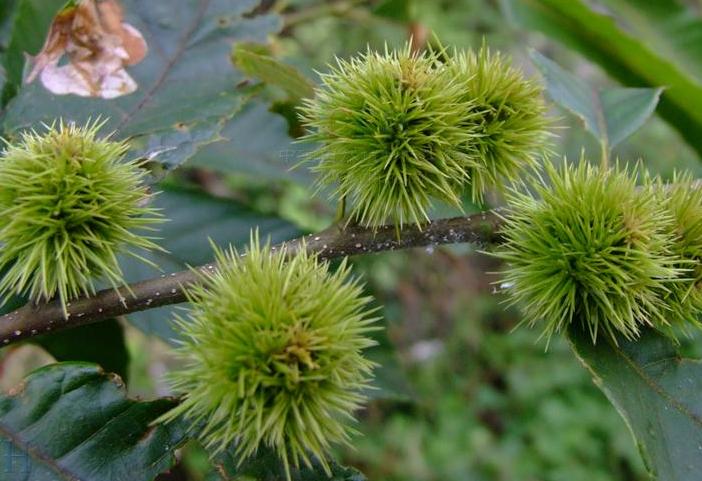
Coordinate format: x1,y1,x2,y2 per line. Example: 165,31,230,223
115,0,211,131
615,344,702,427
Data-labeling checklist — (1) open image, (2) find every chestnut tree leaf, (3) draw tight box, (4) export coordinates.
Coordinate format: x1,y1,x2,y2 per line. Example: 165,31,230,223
530,50,662,155
189,99,315,186
569,327,702,481
233,43,315,101
33,320,130,382
504,0,702,158
0,362,188,481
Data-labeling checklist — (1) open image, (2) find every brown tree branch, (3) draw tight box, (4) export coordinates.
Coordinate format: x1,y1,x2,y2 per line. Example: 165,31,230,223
0,210,504,346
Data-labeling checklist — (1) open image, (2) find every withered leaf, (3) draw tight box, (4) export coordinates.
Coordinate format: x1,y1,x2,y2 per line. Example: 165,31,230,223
25,0,147,98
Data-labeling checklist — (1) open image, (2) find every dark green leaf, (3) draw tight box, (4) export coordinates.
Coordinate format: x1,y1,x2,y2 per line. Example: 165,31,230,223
125,185,301,274
233,43,316,101
213,445,366,481
504,0,702,157
33,320,129,381
122,185,301,343
189,100,315,186
2,0,282,170
0,362,188,481
530,50,662,152
569,327,702,481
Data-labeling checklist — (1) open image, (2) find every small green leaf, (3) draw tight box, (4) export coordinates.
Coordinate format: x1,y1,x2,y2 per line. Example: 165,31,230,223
33,320,130,381
233,43,316,101
569,327,702,481
0,362,188,481
530,50,662,154
504,0,702,158
213,445,367,481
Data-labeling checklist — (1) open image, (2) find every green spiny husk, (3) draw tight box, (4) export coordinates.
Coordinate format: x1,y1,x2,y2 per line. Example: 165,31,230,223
300,44,480,228
653,172,702,333
445,44,552,202
493,160,682,344
0,120,163,313
300,42,552,229
159,233,380,479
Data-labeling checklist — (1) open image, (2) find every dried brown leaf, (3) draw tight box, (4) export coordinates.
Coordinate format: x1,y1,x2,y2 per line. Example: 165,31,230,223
25,0,147,98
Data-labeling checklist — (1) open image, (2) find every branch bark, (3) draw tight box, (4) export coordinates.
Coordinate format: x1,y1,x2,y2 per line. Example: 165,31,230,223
0,210,503,346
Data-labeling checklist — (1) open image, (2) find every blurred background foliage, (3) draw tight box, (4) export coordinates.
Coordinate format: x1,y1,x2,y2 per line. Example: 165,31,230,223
2,0,702,480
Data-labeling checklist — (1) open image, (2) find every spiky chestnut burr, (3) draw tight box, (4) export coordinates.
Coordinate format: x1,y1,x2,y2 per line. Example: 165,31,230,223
446,44,552,202
0,121,163,314
159,234,380,479
493,161,681,343
300,44,480,228
653,172,702,333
